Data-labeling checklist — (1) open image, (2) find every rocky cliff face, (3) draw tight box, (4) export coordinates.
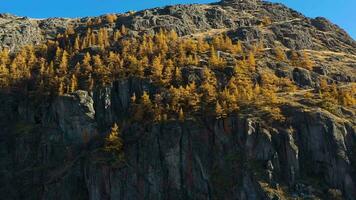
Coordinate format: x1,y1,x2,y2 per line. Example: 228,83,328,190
0,0,355,199
0,79,355,200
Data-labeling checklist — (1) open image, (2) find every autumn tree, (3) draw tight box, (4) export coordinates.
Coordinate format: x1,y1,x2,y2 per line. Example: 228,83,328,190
105,14,118,24
200,68,217,109
219,87,238,113
185,82,201,112
197,37,210,53
59,50,69,75
274,46,286,61
69,74,78,93
248,51,256,71
73,36,81,52
105,123,125,164
209,46,225,68
168,29,178,41
93,55,111,85
151,55,163,80
290,51,300,67
339,87,356,107
162,59,174,84
81,52,92,75
133,91,154,121
232,41,243,55
300,51,313,70
173,67,183,85
215,101,226,119
120,25,127,35
0,48,10,66
127,55,144,77
57,79,65,95
0,64,9,87
178,107,185,121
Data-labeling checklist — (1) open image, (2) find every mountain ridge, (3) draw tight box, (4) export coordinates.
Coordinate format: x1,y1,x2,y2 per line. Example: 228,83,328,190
0,0,355,53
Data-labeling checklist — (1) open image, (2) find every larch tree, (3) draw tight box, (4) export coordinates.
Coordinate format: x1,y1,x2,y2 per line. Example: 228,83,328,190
105,14,118,24
59,50,69,75
178,107,185,121
73,36,81,52
300,51,313,70
232,41,243,54
209,46,224,68
0,64,9,87
248,51,256,71
120,25,127,35
200,67,217,105
151,55,164,80
274,46,286,61
290,51,300,67
105,123,125,163
163,59,174,84
69,74,78,93
197,37,210,53
215,101,225,119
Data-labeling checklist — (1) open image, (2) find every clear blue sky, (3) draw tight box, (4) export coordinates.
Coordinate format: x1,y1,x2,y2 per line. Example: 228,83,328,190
0,0,355,39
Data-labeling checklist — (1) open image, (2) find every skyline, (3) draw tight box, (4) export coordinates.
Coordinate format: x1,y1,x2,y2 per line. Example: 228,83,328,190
0,0,355,39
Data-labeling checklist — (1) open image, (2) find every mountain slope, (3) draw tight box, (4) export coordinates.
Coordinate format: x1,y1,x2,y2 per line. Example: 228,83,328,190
0,0,355,199
1,0,355,53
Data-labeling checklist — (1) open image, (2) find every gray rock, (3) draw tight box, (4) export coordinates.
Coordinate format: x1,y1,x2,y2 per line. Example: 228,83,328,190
292,67,314,88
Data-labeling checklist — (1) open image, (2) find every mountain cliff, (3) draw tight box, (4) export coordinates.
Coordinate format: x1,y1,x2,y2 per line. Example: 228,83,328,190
0,0,355,199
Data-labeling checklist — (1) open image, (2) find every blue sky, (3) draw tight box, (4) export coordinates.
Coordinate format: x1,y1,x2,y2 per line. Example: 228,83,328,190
0,0,355,39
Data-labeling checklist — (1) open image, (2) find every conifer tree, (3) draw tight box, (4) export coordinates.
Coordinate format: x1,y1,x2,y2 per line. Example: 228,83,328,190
151,55,163,80
274,46,286,61
113,30,122,42
168,29,178,41
127,55,144,77
0,48,9,66
74,36,80,52
58,80,65,95
0,64,9,87
178,107,184,121
209,46,224,68
197,37,209,53
69,74,78,93
290,51,300,67
215,101,225,119
232,41,243,54
185,82,201,112
220,87,238,112
105,123,124,162
200,68,217,104
120,25,127,35
173,67,183,85
248,51,256,71
163,59,174,84
59,50,69,75
54,47,63,66
300,51,313,70
133,91,154,121
9,61,19,81
105,14,118,24
93,55,110,85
